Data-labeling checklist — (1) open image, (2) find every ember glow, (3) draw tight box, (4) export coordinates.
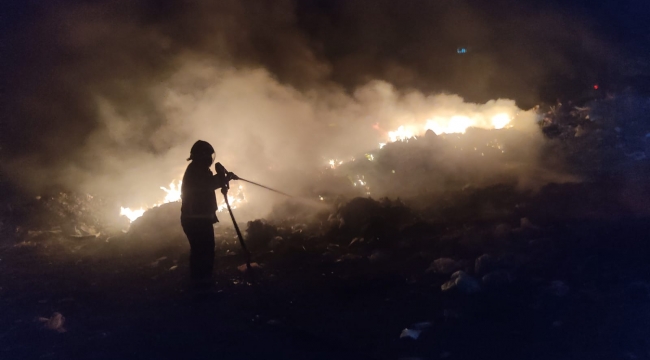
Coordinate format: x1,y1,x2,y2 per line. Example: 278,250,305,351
161,181,182,204
119,207,146,222
328,159,344,169
119,179,183,222
119,180,247,223
383,112,513,146
388,126,416,142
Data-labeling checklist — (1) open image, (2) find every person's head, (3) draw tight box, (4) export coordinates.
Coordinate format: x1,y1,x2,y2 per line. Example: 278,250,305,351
187,140,215,167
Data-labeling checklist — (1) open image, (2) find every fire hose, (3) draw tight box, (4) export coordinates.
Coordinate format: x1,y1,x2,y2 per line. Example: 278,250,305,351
215,163,293,277
237,178,293,198
215,162,252,274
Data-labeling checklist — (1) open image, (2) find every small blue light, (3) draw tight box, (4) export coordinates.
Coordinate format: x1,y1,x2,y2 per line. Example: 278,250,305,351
457,47,467,54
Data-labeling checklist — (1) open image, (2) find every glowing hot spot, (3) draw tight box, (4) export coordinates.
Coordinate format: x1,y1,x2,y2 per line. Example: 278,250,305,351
388,126,416,142
120,207,146,222
491,113,511,129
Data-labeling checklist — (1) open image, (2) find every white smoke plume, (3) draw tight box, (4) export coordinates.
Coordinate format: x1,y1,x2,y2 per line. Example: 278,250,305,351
1,0,602,220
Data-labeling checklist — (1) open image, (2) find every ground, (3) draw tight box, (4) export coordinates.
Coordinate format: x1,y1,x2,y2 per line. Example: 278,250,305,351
2,196,650,359
3,97,650,359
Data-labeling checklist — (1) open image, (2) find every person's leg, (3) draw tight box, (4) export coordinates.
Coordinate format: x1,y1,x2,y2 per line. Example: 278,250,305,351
195,221,216,280
182,219,202,280
182,219,216,281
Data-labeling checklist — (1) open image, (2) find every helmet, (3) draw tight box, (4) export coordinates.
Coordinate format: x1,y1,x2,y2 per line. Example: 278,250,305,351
187,140,215,161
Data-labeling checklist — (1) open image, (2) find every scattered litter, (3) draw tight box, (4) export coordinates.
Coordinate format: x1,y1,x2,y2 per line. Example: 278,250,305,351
441,271,481,294
400,328,422,340
291,224,308,233
336,253,362,262
348,237,364,247
411,321,433,329
237,262,262,273
269,236,284,249
150,257,167,267
494,223,512,238
475,254,498,275
245,220,278,248
69,233,99,239
427,258,462,274
519,218,539,230
369,250,389,262
326,243,340,251
482,270,513,288
38,312,66,333
399,321,432,340
69,225,100,239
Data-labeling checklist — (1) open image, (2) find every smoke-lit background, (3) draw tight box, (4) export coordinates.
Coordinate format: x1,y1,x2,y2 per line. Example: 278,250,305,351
1,0,648,216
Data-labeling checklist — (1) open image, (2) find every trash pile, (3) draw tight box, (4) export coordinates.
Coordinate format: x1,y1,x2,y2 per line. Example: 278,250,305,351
3,189,131,249
321,124,556,200
540,95,650,177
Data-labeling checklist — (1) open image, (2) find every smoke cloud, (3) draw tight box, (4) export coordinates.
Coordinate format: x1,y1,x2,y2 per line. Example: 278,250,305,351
0,0,616,218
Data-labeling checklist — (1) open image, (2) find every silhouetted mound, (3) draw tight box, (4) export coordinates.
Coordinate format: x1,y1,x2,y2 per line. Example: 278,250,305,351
245,219,278,251
127,202,184,245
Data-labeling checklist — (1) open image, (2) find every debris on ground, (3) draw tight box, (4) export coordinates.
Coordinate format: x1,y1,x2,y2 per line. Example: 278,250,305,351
269,236,284,249
399,322,432,340
481,270,514,289
400,328,422,340
427,258,463,274
237,262,263,273
246,220,278,250
441,271,481,294
38,312,66,333
474,254,499,276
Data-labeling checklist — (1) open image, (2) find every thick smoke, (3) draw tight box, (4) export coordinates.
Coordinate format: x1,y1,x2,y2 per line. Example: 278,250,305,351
0,0,614,217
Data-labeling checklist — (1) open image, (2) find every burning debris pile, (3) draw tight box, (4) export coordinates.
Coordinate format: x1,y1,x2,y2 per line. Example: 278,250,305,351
8,94,650,251
313,122,573,204
4,104,650,359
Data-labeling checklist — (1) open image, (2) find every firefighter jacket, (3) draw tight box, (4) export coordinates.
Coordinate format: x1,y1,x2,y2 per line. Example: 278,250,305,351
180,161,226,223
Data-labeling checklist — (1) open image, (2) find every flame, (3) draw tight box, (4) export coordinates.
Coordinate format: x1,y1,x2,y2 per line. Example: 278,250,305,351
120,207,146,222
490,113,511,129
328,159,344,169
119,179,182,223
120,179,247,223
216,185,246,212
383,112,513,147
161,180,182,203
119,109,514,222
388,125,416,142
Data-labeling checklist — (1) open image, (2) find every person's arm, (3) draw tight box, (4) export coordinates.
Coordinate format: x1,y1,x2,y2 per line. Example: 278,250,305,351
211,173,226,190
